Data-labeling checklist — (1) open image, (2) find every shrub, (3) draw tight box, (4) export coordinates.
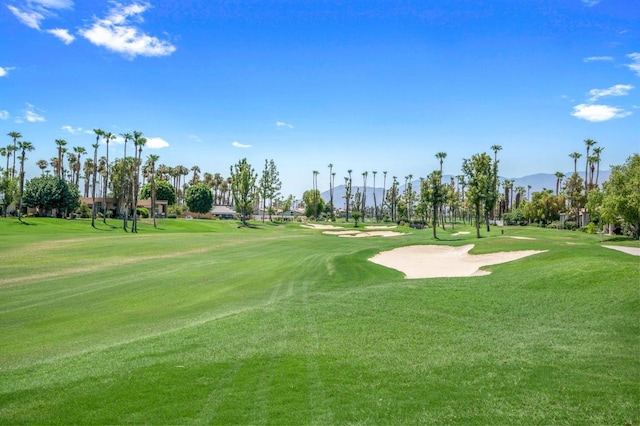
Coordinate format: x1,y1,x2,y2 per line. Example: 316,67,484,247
137,207,149,218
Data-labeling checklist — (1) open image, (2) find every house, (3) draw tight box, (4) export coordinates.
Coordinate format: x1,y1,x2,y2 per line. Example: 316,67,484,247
211,205,237,220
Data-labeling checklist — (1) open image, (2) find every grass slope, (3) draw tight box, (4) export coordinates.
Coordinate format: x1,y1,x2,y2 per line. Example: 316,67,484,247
0,218,638,424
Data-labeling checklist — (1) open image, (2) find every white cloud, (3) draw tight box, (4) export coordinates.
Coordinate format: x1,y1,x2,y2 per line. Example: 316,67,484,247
276,121,294,128
188,134,202,143
581,0,601,6
0,110,9,120
0,66,15,77
46,28,75,44
145,137,169,149
7,5,44,29
24,103,45,122
7,0,72,30
61,125,82,134
79,2,176,59
627,52,640,77
571,104,632,122
588,84,634,102
232,141,251,148
583,56,613,62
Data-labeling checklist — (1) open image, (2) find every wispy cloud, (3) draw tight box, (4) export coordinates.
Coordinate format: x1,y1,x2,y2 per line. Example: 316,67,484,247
46,28,75,44
581,0,601,6
7,5,44,29
188,134,202,143
627,52,640,77
61,125,82,134
7,0,73,31
145,136,169,149
0,66,15,77
79,2,176,59
232,141,251,148
583,56,613,63
24,103,45,123
571,104,631,122
588,84,634,102
0,110,9,120
276,121,294,129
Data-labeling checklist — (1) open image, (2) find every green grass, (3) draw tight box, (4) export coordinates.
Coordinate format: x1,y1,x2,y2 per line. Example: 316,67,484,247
0,217,638,424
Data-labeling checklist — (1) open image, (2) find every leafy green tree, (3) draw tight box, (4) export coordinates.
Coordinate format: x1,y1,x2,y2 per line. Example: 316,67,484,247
185,183,213,216
259,159,282,222
462,152,495,238
351,188,362,227
423,171,445,238
140,180,176,206
600,154,640,239
23,175,80,216
302,189,325,219
564,173,585,225
230,158,257,226
523,190,563,226
109,157,136,220
0,174,17,217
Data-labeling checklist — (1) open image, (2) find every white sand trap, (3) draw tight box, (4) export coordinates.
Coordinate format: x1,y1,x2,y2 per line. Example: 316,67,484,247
603,245,640,256
364,225,398,230
452,231,470,236
323,230,361,235
341,231,405,238
507,236,535,240
369,244,547,279
301,224,344,230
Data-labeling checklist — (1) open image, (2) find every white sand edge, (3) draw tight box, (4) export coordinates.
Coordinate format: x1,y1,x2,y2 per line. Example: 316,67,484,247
602,245,640,256
369,244,547,279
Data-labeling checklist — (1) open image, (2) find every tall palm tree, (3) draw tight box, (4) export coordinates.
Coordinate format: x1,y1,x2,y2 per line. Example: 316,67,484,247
592,146,604,188
83,158,94,198
361,171,368,222
132,134,146,233
328,163,334,221
490,145,502,163
102,132,116,223
190,165,201,186
54,139,67,180
312,170,319,221
91,129,103,228
584,139,597,191
435,152,447,176
0,146,8,174
554,171,565,195
569,152,582,175
7,131,21,179
382,171,387,220
372,171,378,222
345,169,352,221
36,159,48,176
17,141,34,221
73,146,87,188
146,154,160,227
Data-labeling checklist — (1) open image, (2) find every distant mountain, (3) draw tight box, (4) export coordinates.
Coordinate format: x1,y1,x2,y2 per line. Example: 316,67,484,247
320,171,610,204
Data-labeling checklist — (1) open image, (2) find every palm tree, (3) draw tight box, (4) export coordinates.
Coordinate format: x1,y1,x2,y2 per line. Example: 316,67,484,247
7,131,21,179
146,154,160,227
91,129,103,228
83,158,94,198
102,132,116,223
435,152,447,176
592,146,604,188
361,171,368,222
54,139,67,180
73,146,87,188
569,152,582,175
491,145,502,163
17,141,34,221
372,171,378,222
382,171,387,220
554,171,565,196
312,170,319,220
345,169,352,221
190,165,201,186
584,139,597,191
0,146,8,174
36,159,48,176
132,134,147,233
328,163,334,221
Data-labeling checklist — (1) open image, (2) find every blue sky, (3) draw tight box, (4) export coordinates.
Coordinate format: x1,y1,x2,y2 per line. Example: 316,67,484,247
1,0,639,197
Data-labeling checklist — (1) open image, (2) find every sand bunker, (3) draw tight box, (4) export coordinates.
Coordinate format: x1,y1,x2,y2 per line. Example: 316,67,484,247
301,224,344,230
452,231,470,236
364,225,398,230
603,245,640,256
340,231,405,238
507,236,535,240
369,244,546,279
